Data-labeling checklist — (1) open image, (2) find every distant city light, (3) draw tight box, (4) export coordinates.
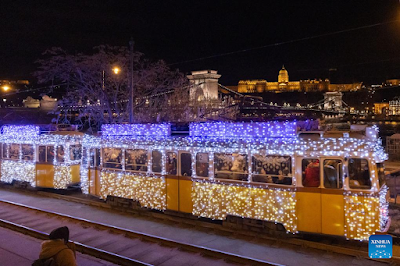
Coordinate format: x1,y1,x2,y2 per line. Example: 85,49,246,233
2,85,10,91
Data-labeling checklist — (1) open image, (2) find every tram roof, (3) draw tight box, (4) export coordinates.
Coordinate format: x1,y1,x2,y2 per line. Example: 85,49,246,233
83,134,387,162
0,125,82,144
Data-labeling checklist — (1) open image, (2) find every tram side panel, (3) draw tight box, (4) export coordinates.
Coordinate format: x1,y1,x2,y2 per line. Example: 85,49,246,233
320,190,344,236
0,160,36,187
166,175,179,211
190,180,298,233
92,170,192,213
88,169,192,213
178,176,193,213
36,164,55,188
296,188,322,234
88,168,101,196
70,165,80,184
97,170,167,211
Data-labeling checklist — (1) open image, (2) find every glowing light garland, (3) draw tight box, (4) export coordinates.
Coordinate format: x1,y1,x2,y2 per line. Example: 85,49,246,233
379,185,390,231
344,191,381,240
0,160,36,186
102,124,171,136
100,170,166,210
80,148,90,194
1,125,40,137
189,121,297,138
366,125,379,140
192,180,297,232
54,165,72,189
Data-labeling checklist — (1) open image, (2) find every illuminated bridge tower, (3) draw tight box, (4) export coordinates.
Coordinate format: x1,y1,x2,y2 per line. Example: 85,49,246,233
324,91,343,111
187,70,221,101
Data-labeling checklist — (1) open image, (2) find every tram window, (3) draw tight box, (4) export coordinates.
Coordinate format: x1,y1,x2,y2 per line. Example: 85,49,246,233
125,149,148,172
377,163,386,188
70,144,82,160
9,144,19,160
180,153,192,176
251,155,292,185
348,158,371,189
166,152,177,175
57,146,65,163
103,148,122,169
302,159,320,187
214,153,248,181
196,153,209,177
152,150,162,173
47,146,55,162
89,148,100,167
82,148,87,165
95,149,100,166
38,146,46,162
89,149,95,167
37,146,55,163
22,144,34,161
2,144,8,159
323,159,343,189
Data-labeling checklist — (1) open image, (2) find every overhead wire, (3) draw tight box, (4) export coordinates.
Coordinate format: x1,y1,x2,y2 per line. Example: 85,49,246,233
169,19,400,66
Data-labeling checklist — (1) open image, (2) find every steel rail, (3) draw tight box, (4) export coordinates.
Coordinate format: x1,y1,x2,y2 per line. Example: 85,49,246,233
0,199,281,266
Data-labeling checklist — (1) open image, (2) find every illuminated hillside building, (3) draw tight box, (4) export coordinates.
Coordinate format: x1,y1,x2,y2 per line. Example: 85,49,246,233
236,66,361,93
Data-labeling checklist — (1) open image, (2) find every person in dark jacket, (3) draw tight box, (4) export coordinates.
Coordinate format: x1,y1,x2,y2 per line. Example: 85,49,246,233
37,226,77,266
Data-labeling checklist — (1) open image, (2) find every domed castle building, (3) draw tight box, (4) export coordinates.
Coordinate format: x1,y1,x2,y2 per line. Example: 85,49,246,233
237,66,360,93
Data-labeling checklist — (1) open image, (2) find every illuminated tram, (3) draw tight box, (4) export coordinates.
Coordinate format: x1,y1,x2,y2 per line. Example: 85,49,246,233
81,122,390,241
0,125,83,189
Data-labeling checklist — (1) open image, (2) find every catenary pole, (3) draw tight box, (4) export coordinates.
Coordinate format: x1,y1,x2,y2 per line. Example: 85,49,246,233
129,39,134,123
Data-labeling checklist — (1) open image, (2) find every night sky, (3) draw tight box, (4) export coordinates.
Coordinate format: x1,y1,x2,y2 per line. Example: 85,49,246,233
1,0,400,85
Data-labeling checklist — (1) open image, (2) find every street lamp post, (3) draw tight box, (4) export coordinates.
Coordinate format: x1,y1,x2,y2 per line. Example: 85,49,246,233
129,39,134,123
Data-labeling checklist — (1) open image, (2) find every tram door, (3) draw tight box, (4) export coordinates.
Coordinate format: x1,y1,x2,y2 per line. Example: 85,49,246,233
88,148,101,196
177,152,193,213
320,157,344,236
297,157,344,235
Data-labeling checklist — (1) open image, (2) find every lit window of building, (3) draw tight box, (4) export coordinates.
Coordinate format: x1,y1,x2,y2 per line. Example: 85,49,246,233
374,102,389,115
389,99,400,115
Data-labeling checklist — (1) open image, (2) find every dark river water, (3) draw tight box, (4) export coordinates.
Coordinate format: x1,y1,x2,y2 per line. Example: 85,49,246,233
374,121,400,145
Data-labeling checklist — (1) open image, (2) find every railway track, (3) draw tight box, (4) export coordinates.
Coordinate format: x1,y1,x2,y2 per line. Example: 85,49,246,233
34,190,400,264
0,199,280,266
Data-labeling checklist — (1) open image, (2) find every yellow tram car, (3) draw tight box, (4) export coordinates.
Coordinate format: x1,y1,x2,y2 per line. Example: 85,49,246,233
81,122,390,241
0,125,82,189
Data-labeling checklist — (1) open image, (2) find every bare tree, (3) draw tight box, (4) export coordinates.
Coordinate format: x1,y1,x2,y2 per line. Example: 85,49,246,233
34,45,189,130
